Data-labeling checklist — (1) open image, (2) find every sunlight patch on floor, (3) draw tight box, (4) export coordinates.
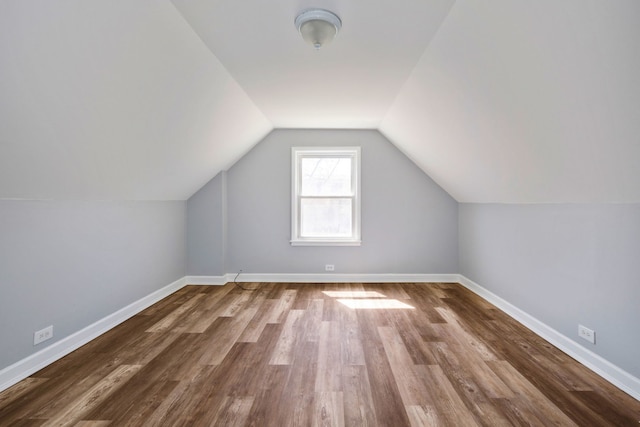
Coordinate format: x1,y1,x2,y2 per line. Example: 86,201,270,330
322,291,386,298
336,298,414,310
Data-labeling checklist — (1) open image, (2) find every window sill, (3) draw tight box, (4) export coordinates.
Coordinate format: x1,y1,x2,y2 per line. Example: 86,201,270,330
290,239,361,247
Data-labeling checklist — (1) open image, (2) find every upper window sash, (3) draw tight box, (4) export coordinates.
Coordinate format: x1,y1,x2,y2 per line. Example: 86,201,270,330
291,147,361,246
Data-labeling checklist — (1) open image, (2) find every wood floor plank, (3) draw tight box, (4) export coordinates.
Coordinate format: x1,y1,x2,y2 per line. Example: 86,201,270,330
269,309,306,365
321,294,343,322
405,404,441,427
277,340,319,427
1,283,638,426
428,330,514,400
569,390,640,426
357,309,413,426
266,289,297,324
261,282,289,300
244,365,290,427
342,365,378,426
89,378,179,425
204,323,284,401
313,391,345,427
378,326,432,407
116,330,182,366
417,364,480,427
0,378,49,411
69,314,159,357
301,298,324,343
137,285,202,317
282,393,315,427
181,287,248,334
138,364,217,426
435,306,499,361
487,360,580,427
145,293,206,333
136,332,210,382
42,364,142,426
387,308,439,365
487,339,621,426
200,283,237,311
18,353,130,420
211,396,255,427
563,361,640,421
238,298,278,342
287,340,319,395
199,305,260,365
218,291,254,317
2,419,47,427
315,321,343,392
74,421,111,426
338,302,366,366
399,283,447,324
366,282,411,300
491,396,548,427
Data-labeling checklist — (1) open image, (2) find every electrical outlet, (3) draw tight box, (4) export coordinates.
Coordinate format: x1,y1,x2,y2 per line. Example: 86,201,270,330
325,264,335,272
34,325,54,345
578,324,595,344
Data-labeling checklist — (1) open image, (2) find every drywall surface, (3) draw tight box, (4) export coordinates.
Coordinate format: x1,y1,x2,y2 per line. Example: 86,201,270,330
382,0,640,203
0,200,186,370
225,129,458,274
187,172,225,275
0,0,271,201
459,203,640,379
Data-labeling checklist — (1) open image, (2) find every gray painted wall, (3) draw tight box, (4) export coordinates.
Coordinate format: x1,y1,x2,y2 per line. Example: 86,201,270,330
0,200,186,370
225,129,458,274
187,172,225,276
459,203,640,379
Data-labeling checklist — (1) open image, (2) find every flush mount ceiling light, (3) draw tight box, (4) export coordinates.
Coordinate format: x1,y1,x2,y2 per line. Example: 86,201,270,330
295,8,342,50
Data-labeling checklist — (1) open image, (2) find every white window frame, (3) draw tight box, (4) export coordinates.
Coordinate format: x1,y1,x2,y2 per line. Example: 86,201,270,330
291,146,361,246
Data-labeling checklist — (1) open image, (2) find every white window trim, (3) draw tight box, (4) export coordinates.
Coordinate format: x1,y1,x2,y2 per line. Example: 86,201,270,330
291,146,361,246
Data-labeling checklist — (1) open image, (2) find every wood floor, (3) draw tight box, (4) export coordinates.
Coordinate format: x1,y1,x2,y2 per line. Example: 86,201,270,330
1,282,638,426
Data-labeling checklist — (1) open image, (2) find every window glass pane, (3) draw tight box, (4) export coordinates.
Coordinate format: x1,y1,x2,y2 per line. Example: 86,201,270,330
301,157,352,196
300,198,352,237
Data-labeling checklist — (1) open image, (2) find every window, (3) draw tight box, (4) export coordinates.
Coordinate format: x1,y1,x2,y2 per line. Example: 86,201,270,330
291,147,361,246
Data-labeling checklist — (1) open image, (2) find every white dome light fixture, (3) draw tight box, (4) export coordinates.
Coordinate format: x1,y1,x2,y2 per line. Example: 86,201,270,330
295,8,342,50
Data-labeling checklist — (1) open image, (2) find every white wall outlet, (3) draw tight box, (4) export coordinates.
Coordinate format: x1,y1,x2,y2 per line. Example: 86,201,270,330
578,324,595,344
325,264,335,271
34,325,54,345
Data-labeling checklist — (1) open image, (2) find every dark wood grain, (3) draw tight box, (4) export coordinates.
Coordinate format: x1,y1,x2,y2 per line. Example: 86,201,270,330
0,282,638,426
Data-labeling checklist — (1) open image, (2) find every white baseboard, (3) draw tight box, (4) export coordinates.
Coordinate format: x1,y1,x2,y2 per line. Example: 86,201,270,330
457,274,640,401
0,277,187,393
184,275,230,285
229,273,459,283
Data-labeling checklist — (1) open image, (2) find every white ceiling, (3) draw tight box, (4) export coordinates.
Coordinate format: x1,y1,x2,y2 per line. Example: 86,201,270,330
1,0,639,202
171,0,455,129
0,1,270,200
381,0,640,203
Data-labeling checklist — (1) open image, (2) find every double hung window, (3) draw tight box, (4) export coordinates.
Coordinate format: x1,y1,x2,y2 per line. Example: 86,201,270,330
291,147,361,246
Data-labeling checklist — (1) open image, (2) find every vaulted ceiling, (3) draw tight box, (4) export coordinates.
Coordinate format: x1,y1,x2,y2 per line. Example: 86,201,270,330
1,1,639,202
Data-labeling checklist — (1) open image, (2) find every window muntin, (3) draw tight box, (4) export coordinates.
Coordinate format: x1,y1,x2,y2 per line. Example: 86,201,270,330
292,147,361,246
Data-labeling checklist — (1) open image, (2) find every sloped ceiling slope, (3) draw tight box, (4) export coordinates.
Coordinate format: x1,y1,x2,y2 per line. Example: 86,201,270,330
170,0,455,129
0,1,271,201
2,1,639,203
381,0,640,203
